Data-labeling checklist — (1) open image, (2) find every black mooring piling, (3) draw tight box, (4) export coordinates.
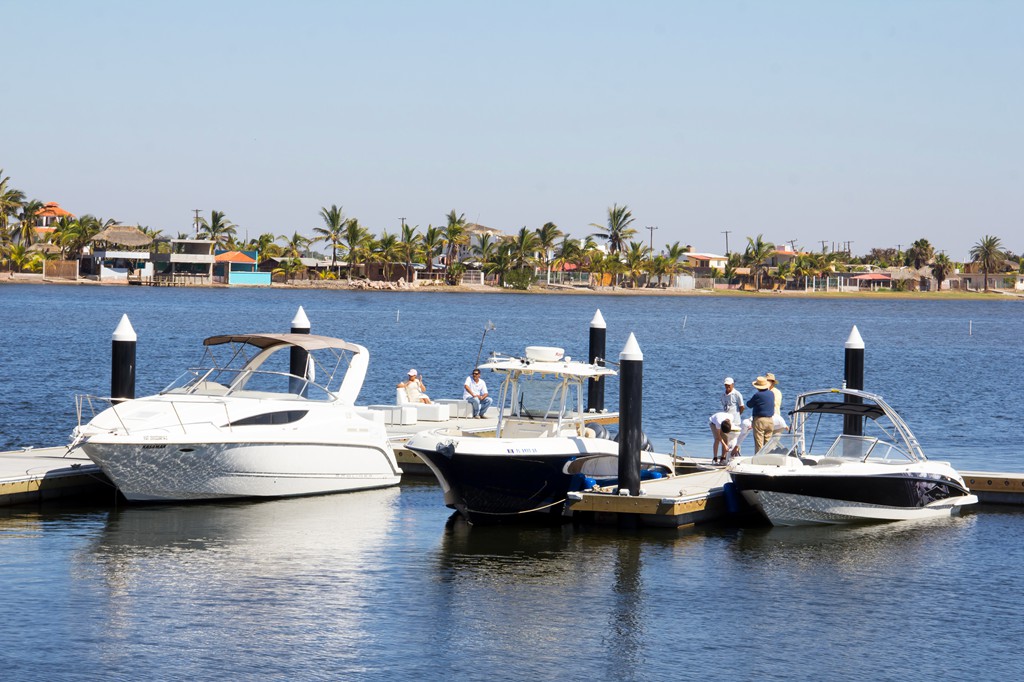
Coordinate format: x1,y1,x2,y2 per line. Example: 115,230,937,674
111,314,136,404
843,325,865,436
588,309,607,413
289,306,311,395
617,332,643,496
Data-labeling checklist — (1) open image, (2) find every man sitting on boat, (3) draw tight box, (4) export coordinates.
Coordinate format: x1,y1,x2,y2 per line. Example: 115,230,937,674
463,368,492,419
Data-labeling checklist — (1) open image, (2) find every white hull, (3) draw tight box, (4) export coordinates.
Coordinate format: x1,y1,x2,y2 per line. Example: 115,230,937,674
84,440,401,501
740,490,979,527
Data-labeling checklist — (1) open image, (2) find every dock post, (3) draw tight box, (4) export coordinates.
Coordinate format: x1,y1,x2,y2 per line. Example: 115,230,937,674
617,332,643,496
587,309,607,412
111,314,136,404
843,325,865,436
289,306,311,395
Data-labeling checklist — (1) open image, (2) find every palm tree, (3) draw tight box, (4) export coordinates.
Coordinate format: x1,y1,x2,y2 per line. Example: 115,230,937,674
590,203,636,255
279,231,310,259
484,242,515,288
197,210,237,248
442,210,469,282
313,204,347,274
969,235,1005,292
907,238,934,270
510,226,540,270
13,200,42,245
399,223,421,274
664,241,691,283
253,232,281,263
930,253,954,291
341,219,371,276
421,225,444,275
0,169,26,236
473,233,497,265
551,235,582,284
373,231,402,280
742,234,775,290
272,256,305,282
774,261,793,290
7,243,36,273
622,241,649,288
534,221,563,284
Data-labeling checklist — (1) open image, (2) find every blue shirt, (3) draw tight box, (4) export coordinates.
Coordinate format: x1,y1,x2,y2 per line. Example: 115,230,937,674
748,389,775,418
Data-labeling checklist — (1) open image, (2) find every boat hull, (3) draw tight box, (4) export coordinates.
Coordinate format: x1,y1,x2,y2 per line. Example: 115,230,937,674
730,470,977,526
83,440,401,501
407,434,672,523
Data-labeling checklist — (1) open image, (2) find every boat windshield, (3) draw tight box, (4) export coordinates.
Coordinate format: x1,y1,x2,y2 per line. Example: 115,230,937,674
821,435,914,463
508,373,580,420
160,342,345,402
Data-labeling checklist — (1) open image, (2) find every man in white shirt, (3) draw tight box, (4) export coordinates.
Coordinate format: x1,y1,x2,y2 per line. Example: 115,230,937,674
721,377,745,424
463,368,492,418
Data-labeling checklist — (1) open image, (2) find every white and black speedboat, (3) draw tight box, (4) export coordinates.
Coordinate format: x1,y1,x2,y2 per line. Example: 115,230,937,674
73,333,402,501
727,388,977,526
405,346,674,523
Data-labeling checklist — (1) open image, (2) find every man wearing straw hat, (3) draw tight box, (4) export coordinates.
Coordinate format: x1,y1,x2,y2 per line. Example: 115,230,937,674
748,376,776,452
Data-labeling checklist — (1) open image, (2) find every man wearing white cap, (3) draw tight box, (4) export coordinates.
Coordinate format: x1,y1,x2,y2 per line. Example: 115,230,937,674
720,377,745,425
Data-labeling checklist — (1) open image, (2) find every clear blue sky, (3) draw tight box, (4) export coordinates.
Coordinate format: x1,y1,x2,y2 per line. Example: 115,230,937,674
5,0,1021,260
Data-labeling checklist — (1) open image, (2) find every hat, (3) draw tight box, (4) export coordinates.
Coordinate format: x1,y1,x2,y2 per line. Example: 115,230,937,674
752,376,771,390
724,377,734,385
408,369,418,376
765,372,778,385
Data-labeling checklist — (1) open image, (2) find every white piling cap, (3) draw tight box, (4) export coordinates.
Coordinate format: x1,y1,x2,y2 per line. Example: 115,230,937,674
291,306,310,330
112,314,137,342
845,325,864,350
619,332,643,361
590,309,606,329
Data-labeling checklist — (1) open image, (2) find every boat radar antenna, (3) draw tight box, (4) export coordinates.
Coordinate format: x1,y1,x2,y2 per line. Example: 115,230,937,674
474,320,497,369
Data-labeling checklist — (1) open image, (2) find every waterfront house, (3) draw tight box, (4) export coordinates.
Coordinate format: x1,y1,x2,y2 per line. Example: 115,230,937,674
684,252,728,272
33,201,74,241
150,238,216,284
88,225,154,281
214,250,271,286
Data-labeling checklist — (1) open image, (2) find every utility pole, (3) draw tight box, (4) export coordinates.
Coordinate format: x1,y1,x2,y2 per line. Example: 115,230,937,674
646,225,658,255
820,240,828,252
193,209,202,238
787,239,798,252
721,230,732,255
400,217,406,230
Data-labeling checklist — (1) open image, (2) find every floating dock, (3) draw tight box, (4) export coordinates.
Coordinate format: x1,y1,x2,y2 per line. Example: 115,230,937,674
0,446,112,506
4,444,1024,513
567,468,734,528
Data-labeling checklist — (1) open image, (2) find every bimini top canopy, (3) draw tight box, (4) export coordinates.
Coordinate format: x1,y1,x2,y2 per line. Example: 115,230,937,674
203,333,365,354
479,354,616,379
792,401,886,420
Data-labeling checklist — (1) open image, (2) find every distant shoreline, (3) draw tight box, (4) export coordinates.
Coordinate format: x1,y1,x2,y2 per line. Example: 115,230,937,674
3,272,1020,301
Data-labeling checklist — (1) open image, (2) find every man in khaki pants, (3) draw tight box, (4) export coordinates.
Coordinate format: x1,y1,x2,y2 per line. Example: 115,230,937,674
748,376,776,452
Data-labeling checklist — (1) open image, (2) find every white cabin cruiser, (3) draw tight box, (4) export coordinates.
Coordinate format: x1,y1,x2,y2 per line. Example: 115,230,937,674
73,333,402,501
727,388,977,526
405,346,674,523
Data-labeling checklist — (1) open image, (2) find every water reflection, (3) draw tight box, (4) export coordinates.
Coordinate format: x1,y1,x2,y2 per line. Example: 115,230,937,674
76,489,401,676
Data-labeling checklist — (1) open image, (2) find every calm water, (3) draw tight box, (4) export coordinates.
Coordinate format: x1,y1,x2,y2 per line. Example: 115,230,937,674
2,284,1023,680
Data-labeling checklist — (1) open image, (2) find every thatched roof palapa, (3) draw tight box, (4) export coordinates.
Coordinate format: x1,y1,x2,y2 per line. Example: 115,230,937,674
90,225,154,248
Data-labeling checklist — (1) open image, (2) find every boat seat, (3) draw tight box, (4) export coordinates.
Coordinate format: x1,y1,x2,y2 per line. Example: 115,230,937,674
396,389,450,422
